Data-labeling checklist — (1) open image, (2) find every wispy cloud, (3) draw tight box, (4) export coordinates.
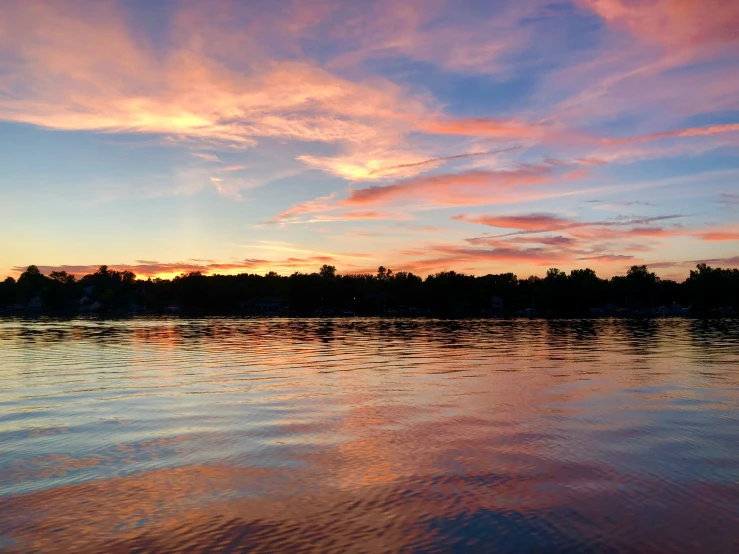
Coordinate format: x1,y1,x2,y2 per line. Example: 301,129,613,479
366,146,523,176
602,123,739,145
191,152,221,162
693,256,739,266
716,192,739,205
694,226,739,242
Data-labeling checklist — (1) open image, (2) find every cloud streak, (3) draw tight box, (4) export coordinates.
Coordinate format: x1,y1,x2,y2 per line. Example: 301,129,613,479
454,213,686,235
366,146,523,176
343,166,554,207
603,123,739,145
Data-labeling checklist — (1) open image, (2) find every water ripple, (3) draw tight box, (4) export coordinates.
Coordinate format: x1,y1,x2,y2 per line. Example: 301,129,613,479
1,317,738,552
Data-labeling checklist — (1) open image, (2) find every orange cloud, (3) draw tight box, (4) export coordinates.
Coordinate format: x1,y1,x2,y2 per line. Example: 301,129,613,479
420,118,540,138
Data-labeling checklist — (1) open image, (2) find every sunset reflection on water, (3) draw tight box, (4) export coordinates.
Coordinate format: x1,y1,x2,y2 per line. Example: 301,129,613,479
1,318,738,552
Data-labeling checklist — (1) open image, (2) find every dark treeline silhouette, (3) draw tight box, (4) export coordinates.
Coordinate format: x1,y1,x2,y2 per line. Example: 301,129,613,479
1,263,737,317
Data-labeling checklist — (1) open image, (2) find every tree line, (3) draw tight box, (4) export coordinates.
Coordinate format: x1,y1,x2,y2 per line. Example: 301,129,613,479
0,263,737,317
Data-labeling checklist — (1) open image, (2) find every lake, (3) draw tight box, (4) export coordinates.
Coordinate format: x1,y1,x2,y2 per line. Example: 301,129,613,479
1,318,738,552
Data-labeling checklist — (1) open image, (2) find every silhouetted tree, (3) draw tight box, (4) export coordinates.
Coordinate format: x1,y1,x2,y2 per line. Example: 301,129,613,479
376,266,393,281
569,268,604,315
624,265,659,309
49,271,76,284
686,264,739,313
544,268,568,313
17,265,48,302
0,277,17,307
320,265,337,279
2,263,737,317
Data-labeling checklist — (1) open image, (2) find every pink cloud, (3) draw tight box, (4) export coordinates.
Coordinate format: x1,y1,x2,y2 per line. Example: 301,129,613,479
433,245,571,263
560,167,593,181
694,226,739,242
474,235,578,248
581,0,739,51
453,213,572,231
566,225,684,241
329,211,391,220
542,0,739,138
456,213,686,237
0,0,434,168
325,0,541,75
305,211,412,223
343,166,553,207
444,211,739,277
452,213,697,265
603,123,739,145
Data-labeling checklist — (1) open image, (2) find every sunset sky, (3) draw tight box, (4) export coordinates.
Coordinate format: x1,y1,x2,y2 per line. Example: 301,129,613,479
1,0,738,280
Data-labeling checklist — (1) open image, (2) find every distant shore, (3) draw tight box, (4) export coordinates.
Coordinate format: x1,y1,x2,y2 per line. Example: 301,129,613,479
2,263,737,319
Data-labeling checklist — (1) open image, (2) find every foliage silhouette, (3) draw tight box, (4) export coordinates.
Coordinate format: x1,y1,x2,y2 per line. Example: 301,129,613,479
1,264,737,317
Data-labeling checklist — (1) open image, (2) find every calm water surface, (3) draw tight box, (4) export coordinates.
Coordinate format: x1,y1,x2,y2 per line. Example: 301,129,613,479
1,318,738,552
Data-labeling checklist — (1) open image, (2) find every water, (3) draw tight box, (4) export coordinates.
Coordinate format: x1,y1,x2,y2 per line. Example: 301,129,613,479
0,318,737,552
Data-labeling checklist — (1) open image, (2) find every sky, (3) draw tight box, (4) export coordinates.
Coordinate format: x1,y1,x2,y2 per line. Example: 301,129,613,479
1,0,738,281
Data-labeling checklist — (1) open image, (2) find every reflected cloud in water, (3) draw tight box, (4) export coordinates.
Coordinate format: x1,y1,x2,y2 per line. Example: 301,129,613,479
1,318,738,552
